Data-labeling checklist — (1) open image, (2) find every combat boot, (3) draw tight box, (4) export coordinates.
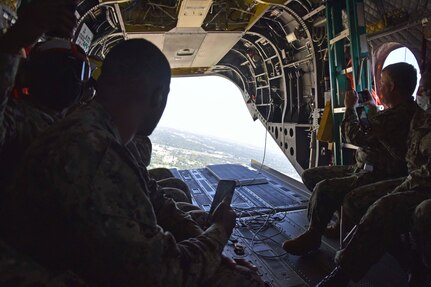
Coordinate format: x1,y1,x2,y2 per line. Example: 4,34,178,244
316,266,350,287
282,229,321,255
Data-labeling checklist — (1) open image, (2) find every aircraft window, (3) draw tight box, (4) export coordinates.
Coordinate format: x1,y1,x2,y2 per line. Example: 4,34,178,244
383,47,421,98
149,75,301,182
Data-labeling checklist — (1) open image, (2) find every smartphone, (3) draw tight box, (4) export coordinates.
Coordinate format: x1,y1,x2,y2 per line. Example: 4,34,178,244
357,89,372,104
208,180,237,217
356,106,371,130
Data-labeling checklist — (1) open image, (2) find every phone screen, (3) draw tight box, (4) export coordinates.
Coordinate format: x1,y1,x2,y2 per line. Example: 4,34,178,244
209,180,237,217
357,90,371,104
356,106,370,130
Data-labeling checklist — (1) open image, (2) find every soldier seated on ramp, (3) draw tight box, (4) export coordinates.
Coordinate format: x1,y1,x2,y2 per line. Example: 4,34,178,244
0,39,266,287
283,63,419,256
316,64,431,287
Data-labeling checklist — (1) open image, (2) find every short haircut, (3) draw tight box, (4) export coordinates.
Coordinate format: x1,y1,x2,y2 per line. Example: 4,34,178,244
382,62,417,99
97,39,171,98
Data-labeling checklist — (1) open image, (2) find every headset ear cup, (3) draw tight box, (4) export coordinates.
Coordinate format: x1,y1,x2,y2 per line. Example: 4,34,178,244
80,78,96,104
16,58,30,89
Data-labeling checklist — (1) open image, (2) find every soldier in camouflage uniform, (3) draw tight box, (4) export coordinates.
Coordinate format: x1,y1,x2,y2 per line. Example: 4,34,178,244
315,67,431,287
343,65,431,224
0,1,91,286
1,39,265,287
283,63,419,256
0,0,87,192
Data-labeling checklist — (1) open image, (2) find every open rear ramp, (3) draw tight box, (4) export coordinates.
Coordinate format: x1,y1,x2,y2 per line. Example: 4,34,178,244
172,163,409,287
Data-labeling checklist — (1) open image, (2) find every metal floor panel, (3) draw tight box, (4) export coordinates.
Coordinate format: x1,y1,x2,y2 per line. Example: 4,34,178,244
172,165,409,287
173,167,308,213
226,210,408,287
207,164,268,186
224,210,337,287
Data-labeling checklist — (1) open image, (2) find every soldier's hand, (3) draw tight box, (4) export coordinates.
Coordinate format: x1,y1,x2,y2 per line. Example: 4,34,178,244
212,195,236,238
0,0,79,54
344,90,358,108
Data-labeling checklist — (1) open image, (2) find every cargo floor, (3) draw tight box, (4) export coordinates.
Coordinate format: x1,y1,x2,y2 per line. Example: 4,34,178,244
172,163,409,287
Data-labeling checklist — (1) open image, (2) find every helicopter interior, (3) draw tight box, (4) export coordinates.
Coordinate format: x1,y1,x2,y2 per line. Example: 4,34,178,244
1,0,430,286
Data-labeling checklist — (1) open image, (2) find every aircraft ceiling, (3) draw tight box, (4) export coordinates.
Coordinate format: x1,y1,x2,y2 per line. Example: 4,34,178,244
1,0,431,174
365,0,431,62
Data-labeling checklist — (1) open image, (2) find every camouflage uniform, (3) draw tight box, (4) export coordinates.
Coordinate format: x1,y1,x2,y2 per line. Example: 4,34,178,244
412,199,431,268
128,133,192,203
0,53,59,192
0,53,88,287
343,177,406,223
1,101,265,287
306,101,418,232
335,109,431,281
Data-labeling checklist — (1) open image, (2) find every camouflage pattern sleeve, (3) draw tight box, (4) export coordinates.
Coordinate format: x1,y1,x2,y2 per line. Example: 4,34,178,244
148,182,204,241
393,139,431,193
342,107,374,147
0,53,20,149
342,102,417,176
62,144,227,286
3,105,228,287
127,141,204,241
393,112,431,193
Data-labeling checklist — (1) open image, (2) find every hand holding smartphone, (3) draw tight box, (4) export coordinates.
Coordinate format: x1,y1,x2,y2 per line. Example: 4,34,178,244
209,180,237,216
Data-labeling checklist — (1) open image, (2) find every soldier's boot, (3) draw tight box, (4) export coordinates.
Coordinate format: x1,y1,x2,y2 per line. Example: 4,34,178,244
282,229,321,255
316,266,350,287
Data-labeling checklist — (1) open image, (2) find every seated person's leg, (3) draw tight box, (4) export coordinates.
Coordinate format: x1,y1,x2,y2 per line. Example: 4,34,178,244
161,187,190,203
158,177,192,203
317,190,431,286
148,167,174,181
301,165,355,192
343,177,406,224
413,199,431,269
283,172,382,255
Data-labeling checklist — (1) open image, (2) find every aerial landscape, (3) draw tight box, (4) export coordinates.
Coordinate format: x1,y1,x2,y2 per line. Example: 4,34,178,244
149,127,302,182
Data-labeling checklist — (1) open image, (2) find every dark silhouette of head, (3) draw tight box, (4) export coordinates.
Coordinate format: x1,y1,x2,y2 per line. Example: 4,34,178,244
26,39,90,112
96,39,171,144
380,63,417,108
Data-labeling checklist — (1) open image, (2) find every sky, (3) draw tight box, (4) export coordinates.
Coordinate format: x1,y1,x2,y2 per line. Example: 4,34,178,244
158,75,265,147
